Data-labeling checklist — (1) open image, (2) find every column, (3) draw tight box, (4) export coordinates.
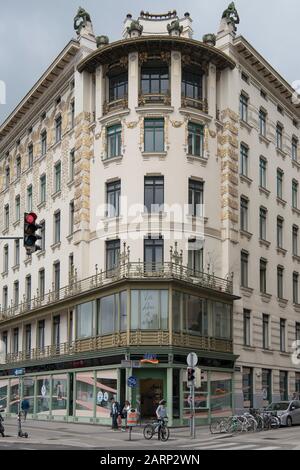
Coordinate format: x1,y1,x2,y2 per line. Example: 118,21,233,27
128,52,139,111
171,51,182,109
207,63,217,119
167,368,173,427
95,66,104,120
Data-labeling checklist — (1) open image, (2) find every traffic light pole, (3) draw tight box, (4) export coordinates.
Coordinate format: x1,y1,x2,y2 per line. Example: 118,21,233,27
190,382,196,439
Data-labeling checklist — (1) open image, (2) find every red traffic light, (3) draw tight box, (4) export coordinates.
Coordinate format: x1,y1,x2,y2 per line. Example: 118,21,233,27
25,212,37,224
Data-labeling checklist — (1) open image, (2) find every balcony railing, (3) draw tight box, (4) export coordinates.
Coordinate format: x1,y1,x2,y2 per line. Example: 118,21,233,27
103,96,128,114
138,91,171,106
0,245,233,323
181,96,208,113
3,331,233,365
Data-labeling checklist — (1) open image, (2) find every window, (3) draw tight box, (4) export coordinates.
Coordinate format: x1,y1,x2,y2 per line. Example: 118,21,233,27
259,157,267,188
55,115,62,143
5,166,10,188
277,105,284,115
144,236,164,271
38,320,45,349
76,302,94,338
182,69,203,100
13,328,19,354
69,149,75,181
277,217,284,248
39,268,45,299
243,309,251,346
189,179,204,217
54,211,61,244
25,324,31,354
28,144,33,168
53,315,60,348
241,251,249,287
292,137,298,161
14,239,20,266
277,169,283,199
293,272,299,304
40,174,46,203
259,109,267,136
292,180,298,209
144,176,164,213
240,93,248,122
276,123,283,149
54,161,61,193
144,118,164,153
280,371,288,401
260,259,267,294
260,89,267,100
130,290,168,331
98,291,128,334
188,239,203,274
54,261,60,294
241,72,249,83
293,225,299,256
69,201,74,235
243,367,253,407
262,369,272,404
296,322,300,341
188,122,204,157
4,204,9,230
16,156,21,179
2,286,8,312
240,197,248,232
41,130,47,156
106,180,121,217
107,124,122,158
3,245,8,273
27,185,32,212
40,220,45,251
25,275,31,306
70,100,75,128
15,195,20,222
106,239,120,273
69,253,74,282
259,207,267,241
141,66,169,95
262,314,270,350
240,144,249,177
109,72,128,101
1,331,8,356
277,266,284,299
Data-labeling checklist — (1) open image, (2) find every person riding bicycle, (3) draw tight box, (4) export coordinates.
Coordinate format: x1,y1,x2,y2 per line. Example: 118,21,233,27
155,399,167,441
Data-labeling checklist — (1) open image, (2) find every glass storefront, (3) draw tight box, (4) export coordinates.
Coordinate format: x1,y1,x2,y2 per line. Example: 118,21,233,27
0,379,8,409
75,371,95,418
23,377,35,414
96,370,117,418
52,374,68,417
9,379,20,414
210,372,232,418
36,376,51,415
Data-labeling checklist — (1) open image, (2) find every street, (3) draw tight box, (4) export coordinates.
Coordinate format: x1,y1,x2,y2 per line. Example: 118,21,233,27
0,418,299,450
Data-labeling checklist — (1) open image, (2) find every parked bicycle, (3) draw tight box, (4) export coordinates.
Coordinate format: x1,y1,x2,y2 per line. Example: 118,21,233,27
143,417,170,441
0,409,5,437
210,408,280,435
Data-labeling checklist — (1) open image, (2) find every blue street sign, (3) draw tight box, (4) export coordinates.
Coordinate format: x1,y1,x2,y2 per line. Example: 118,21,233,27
13,368,25,376
127,376,138,388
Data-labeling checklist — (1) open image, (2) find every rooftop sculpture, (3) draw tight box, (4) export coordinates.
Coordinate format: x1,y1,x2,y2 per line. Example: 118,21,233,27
221,2,240,32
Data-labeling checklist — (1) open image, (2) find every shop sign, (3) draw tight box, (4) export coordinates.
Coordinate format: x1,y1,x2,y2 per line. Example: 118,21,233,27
97,391,103,404
140,354,159,364
127,376,138,388
13,368,25,376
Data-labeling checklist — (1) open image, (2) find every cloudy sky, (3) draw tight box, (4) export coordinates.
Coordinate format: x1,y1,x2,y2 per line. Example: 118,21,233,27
0,0,299,124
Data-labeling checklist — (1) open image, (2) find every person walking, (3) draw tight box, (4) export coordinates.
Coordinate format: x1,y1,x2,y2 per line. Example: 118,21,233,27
110,398,120,430
121,400,131,431
21,398,30,421
155,399,167,441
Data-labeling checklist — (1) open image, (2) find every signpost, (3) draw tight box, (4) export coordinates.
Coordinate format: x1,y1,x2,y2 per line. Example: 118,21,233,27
187,353,198,439
12,368,25,417
127,376,138,388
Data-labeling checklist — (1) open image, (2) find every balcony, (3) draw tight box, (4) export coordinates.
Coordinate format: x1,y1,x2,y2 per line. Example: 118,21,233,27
181,96,208,113
103,96,128,115
3,331,233,366
138,91,171,106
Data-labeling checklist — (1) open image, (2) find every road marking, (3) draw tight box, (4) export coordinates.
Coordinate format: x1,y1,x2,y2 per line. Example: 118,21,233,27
193,441,239,450
180,437,230,448
223,444,261,450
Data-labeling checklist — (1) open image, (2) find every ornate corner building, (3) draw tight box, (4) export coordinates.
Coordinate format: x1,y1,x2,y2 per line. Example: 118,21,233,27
0,5,299,426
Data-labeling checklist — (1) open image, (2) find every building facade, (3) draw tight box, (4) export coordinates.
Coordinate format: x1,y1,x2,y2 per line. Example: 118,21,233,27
0,5,299,425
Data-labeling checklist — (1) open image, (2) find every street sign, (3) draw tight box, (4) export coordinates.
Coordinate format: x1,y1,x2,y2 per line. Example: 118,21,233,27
132,361,141,368
127,376,138,388
121,360,132,368
13,368,25,376
187,352,198,368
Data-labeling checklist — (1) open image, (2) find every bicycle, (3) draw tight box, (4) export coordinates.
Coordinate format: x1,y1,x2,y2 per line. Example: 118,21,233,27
143,417,170,441
0,409,5,438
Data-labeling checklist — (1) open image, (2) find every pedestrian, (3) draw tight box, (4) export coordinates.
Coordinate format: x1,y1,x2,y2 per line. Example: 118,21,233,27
155,399,167,441
122,400,131,431
110,398,120,430
21,398,30,421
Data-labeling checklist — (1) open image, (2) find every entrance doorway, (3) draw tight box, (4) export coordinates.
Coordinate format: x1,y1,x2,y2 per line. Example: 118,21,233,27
140,379,163,418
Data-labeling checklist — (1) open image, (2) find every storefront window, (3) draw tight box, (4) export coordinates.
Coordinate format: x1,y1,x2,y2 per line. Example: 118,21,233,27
75,371,95,418
183,371,208,420
242,367,253,408
210,372,232,418
76,302,94,339
36,376,51,415
130,290,169,330
9,379,20,414
183,295,208,336
23,377,35,414
262,369,272,405
52,374,68,417
96,370,117,418
213,302,232,339
0,379,8,409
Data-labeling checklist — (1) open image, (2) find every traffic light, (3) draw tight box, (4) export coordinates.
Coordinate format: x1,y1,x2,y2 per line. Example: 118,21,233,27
24,212,42,254
187,367,195,383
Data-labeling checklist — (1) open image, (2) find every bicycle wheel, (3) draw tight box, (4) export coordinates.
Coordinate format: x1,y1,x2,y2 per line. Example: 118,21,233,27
143,424,154,440
160,426,170,442
210,420,222,434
